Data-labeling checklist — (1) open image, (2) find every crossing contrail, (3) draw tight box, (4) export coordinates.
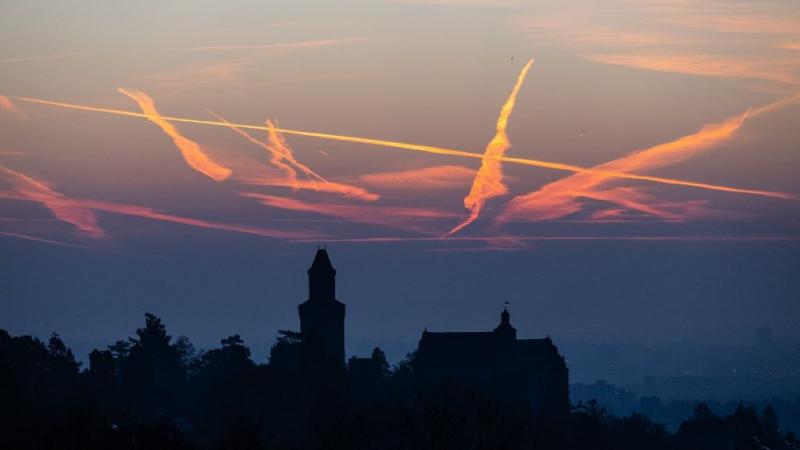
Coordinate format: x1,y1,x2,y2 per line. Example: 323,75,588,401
446,59,534,236
10,95,794,199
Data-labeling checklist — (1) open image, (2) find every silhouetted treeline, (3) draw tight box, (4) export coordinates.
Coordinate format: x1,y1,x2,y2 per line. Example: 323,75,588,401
1,314,798,450
572,379,800,434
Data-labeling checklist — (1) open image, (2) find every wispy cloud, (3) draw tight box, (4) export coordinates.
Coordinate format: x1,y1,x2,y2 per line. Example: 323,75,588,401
0,95,26,118
585,53,798,85
358,165,476,191
241,192,458,233
0,188,320,240
118,88,233,182
0,166,106,238
656,14,800,36
517,2,800,87
73,197,319,239
495,112,746,223
446,59,533,236
496,95,798,224
146,39,368,88
240,176,379,201
217,113,302,188
177,37,369,52
579,187,728,222
140,62,247,88
519,16,684,49
293,235,800,244
211,111,379,201
262,118,326,185
0,52,76,64
10,95,792,198
0,231,99,251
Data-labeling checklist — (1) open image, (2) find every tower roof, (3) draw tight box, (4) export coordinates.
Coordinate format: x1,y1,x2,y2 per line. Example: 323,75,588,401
494,306,516,338
308,248,336,274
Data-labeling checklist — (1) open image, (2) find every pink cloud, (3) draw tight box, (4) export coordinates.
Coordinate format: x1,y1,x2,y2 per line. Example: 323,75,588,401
241,192,459,233
359,165,476,191
0,95,26,118
0,166,106,238
118,89,233,182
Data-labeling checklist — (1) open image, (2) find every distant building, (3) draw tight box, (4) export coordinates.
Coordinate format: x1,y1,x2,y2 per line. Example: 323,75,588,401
298,248,345,367
413,307,570,415
284,249,570,416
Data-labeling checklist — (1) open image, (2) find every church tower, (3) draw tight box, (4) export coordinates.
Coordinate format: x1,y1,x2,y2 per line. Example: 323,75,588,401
493,306,517,340
298,248,345,367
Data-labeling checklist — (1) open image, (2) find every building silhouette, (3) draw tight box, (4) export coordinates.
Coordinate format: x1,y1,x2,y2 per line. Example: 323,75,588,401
291,248,569,414
298,248,345,367
414,307,570,415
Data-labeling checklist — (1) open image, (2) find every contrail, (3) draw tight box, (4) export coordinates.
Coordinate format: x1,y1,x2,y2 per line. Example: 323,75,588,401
211,111,378,201
210,111,302,188
0,165,106,238
446,59,534,236
292,235,800,243
0,190,320,240
495,94,800,224
263,119,328,183
117,89,232,182
0,231,99,250
240,175,379,201
10,95,794,199
210,110,327,184
359,165,476,191
0,95,26,118
242,192,458,233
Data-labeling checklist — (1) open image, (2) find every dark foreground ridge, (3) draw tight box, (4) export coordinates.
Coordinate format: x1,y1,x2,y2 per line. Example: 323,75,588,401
1,249,797,449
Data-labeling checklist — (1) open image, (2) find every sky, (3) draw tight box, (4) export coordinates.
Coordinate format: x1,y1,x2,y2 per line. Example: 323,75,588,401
1,0,799,363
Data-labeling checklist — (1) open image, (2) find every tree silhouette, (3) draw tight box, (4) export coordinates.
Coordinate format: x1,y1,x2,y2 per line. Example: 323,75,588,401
121,313,189,417
762,404,780,440
692,402,718,421
1,321,799,450
269,330,302,370
371,347,390,377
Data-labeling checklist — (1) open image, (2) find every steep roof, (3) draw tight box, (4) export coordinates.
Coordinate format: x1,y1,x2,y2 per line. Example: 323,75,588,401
308,248,335,274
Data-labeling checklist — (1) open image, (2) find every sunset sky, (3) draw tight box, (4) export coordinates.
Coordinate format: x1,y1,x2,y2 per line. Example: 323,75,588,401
2,0,799,360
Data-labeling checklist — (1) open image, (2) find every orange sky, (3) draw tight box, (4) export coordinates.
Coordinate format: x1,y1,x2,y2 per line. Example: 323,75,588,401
1,0,798,249
4,0,800,359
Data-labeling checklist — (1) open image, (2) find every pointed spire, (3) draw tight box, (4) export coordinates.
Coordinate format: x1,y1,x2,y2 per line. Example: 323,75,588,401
309,248,335,274
308,248,336,301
